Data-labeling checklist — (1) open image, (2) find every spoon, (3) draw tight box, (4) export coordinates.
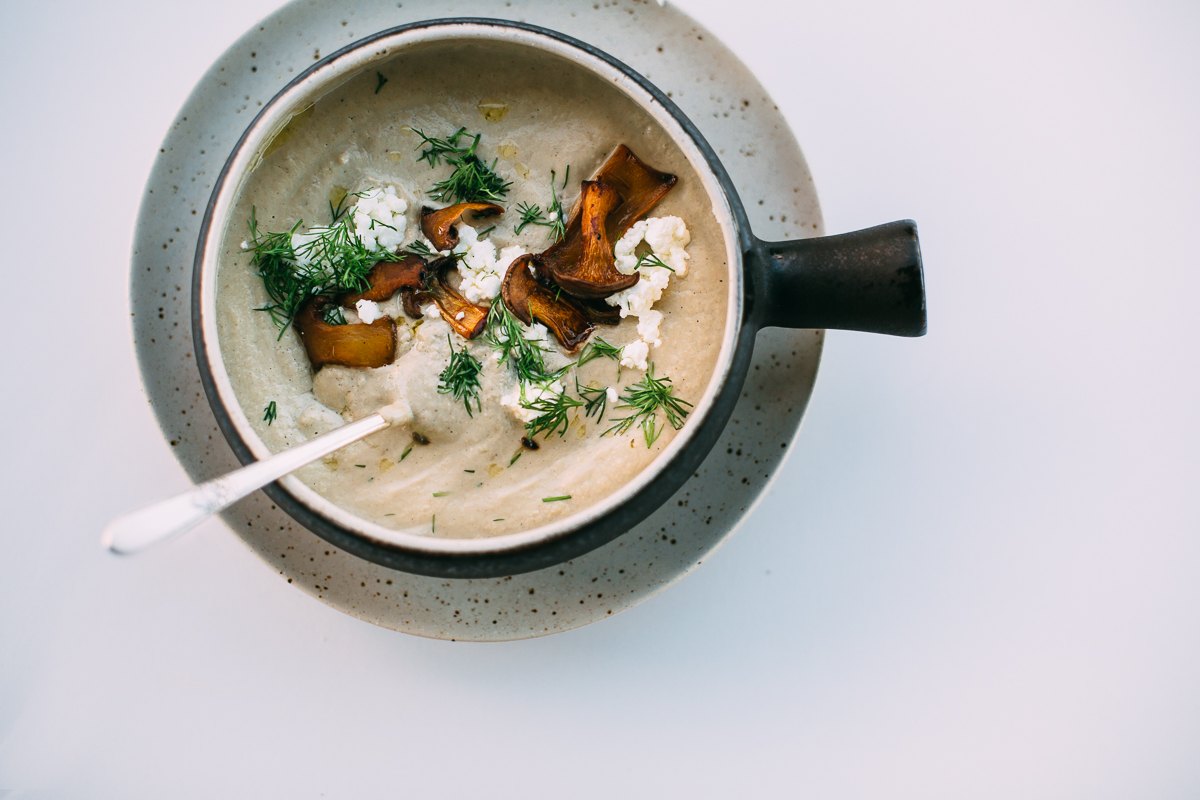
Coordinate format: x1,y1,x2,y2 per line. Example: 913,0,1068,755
102,412,395,554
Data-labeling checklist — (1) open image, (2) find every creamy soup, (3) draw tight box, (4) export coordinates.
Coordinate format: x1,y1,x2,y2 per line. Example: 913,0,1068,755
215,42,730,538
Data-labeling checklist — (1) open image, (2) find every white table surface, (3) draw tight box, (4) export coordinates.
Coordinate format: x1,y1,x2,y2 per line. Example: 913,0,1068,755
2,0,1197,797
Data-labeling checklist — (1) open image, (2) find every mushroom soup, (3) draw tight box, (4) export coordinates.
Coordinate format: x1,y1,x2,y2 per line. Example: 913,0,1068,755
215,42,731,538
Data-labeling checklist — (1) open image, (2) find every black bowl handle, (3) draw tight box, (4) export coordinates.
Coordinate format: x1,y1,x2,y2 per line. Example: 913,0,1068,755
752,220,927,336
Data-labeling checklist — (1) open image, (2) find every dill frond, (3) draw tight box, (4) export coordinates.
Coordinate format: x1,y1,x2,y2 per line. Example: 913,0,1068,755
603,363,693,447
437,335,484,417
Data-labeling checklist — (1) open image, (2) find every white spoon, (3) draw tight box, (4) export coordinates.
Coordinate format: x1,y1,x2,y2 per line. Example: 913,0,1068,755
102,412,394,555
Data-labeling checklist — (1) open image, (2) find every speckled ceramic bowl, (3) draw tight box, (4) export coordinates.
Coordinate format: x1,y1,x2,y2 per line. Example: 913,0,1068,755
194,18,926,579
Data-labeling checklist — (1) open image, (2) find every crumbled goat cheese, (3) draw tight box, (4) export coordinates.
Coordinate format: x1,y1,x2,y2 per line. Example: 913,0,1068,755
351,186,408,251
500,379,566,424
422,304,441,320
606,216,691,369
455,311,465,321
606,386,619,404
355,299,383,324
636,309,664,348
290,186,408,263
620,340,650,371
452,224,526,303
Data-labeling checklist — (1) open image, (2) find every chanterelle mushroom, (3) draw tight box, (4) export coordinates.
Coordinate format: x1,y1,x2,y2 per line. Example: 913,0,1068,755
501,254,596,351
417,256,489,339
420,202,505,252
341,254,426,304
294,298,396,369
540,145,677,292
546,180,638,299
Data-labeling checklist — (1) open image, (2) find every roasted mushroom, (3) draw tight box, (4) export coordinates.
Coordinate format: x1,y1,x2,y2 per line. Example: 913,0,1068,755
341,254,427,304
419,256,489,339
420,202,505,251
576,296,623,326
294,298,396,369
400,289,423,320
541,145,677,292
501,254,596,351
545,180,638,299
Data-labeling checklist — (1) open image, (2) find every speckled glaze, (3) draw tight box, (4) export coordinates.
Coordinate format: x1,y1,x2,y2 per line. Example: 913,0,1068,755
131,0,824,640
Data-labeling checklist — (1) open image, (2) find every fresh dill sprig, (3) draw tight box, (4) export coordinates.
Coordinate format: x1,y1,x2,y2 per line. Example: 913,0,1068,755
478,225,497,237
322,305,347,325
374,71,388,94
603,363,693,447
547,168,569,242
522,384,583,440
413,126,469,167
437,335,484,416
263,401,277,425
402,239,442,260
414,127,511,204
575,377,610,420
542,495,572,503
484,299,563,385
577,336,623,369
247,203,404,335
514,201,547,235
636,251,675,272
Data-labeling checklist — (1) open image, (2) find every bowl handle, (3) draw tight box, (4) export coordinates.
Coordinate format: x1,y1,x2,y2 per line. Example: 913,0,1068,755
751,220,927,336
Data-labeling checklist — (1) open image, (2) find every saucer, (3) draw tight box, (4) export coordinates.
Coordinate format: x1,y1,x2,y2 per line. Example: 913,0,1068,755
130,0,824,640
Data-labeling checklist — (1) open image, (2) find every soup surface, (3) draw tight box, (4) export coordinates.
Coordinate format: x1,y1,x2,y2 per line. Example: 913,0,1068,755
216,42,730,538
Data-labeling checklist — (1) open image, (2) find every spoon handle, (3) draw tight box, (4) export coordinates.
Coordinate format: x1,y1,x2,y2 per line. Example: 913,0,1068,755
102,413,390,555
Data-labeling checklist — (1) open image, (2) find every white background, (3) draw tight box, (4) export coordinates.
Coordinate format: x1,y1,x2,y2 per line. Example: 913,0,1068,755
2,0,1198,797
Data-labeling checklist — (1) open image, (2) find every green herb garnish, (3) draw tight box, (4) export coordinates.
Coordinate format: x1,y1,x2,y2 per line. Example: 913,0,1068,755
414,126,468,167
485,299,563,385
437,335,484,416
413,127,511,204
635,251,675,272
400,444,414,462
521,384,583,440
542,495,572,503
263,401,277,425
433,491,451,497
509,449,523,466
575,378,611,420
464,469,475,474
246,203,406,335
513,169,570,240
402,239,440,259
374,71,388,94
514,201,548,235
547,168,568,242
604,363,693,447
322,304,347,325
577,336,622,369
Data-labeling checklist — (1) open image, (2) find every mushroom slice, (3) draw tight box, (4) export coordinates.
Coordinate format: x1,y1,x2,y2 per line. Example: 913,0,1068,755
295,298,396,369
547,181,639,299
501,254,596,352
576,297,622,326
400,289,423,320
541,145,677,285
420,203,505,251
342,254,426,304
423,256,489,339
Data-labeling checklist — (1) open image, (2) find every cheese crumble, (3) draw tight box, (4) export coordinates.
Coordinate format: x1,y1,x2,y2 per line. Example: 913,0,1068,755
607,216,691,370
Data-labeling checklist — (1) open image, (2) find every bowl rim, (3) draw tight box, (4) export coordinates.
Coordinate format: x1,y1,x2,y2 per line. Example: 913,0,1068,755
192,18,749,561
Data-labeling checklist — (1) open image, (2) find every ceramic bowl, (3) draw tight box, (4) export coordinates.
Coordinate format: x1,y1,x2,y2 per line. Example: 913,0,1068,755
193,18,926,578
